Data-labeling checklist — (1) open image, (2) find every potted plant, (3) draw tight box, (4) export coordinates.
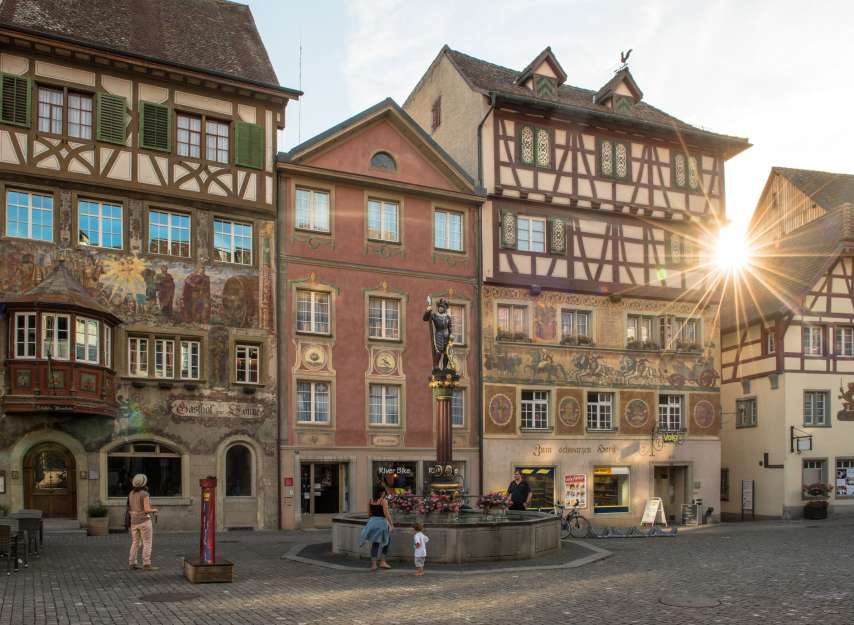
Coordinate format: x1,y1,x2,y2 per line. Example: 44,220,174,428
802,483,833,520
477,491,510,516
0,504,8,518
86,502,110,536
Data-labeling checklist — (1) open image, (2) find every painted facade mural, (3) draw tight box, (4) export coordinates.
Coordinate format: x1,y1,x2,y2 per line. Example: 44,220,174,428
482,286,720,391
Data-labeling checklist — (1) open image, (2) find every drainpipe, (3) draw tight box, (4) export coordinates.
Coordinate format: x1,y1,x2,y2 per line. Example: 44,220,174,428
274,170,287,530
474,93,495,496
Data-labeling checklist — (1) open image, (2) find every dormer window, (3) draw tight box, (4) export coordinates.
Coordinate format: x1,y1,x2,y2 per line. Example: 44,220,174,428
534,75,557,98
370,151,396,172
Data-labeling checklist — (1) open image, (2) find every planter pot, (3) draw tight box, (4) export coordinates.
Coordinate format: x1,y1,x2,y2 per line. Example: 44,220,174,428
87,516,109,536
803,501,828,520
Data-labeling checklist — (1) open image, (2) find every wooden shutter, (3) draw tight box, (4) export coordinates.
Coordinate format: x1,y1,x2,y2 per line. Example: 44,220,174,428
548,218,566,254
0,74,31,127
236,121,264,169
499,211,517,249
139,101,170,151
96,94,127,144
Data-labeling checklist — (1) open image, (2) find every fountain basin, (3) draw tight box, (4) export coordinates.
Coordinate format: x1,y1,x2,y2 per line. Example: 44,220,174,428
332,511,560,563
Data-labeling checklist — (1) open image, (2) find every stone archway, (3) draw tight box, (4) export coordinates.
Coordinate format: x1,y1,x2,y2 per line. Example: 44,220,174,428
23,442,77,518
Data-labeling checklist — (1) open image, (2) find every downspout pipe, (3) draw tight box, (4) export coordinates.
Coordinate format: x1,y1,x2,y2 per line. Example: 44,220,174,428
474,92,495,496
274,168,287,530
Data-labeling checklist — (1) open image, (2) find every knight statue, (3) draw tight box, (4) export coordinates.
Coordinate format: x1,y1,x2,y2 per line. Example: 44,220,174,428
423,296,455,373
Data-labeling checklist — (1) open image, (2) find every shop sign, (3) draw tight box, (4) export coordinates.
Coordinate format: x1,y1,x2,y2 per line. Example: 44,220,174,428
170,399,264,419
564,474,587,508
533,443,618,457
661,432,681,444
836,468,854,497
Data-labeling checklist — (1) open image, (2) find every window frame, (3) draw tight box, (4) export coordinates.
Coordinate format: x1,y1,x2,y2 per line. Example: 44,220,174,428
368,383,401,426
735,397,758,428
561,308,591,340
294,186,332,234
213,216,253,266
433,208,465,253
367,296,401,341
74,316,100,365
366,197,401,243
803,390,830,427
451,387,465,428
296,380,331,424
586,392,614,431
235,343,261,385
126,333,204,381
175,110,231,165
802,458,828,498
146,207,192,259
41,312,71,361
516,215,547,253
496,302,529,340
4,188,55,242
803,325,824,356
77,197,123,250
764,326,776,355
657,394,683,432
127,336,150,378
14,312,37,359
835,458,854,499
106,440,183,499
835,326,854,357
626,314,658,347
179,339,200,380
35,84,95,140
153,337,176,379
521,389,550,430
447,302,466,346
296,289,331,335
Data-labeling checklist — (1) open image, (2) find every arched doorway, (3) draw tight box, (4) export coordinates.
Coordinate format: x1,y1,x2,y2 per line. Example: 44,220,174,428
223,443,257,529
23,443,77,518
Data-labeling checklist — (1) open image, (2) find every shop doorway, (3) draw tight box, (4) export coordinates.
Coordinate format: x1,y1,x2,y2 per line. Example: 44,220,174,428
654,465,689,524
23,443,77,518
514,466,556,510
223,443,257,529
300,463,347,527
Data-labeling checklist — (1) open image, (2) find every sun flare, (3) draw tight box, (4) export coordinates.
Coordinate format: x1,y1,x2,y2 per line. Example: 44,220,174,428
715,224,752,273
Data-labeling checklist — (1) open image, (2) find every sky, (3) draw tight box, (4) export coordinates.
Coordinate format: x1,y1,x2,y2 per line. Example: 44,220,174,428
250,0,853,235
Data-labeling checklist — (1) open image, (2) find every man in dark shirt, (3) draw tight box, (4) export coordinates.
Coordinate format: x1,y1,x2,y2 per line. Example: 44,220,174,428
507,470,533,510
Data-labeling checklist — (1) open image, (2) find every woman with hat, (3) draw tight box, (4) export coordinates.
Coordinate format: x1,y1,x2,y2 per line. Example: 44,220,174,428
127,474,158,570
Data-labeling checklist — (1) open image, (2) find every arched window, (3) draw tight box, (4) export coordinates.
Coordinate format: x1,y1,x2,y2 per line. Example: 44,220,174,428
107,441,182,498
225,444,253,497
370,151,396,172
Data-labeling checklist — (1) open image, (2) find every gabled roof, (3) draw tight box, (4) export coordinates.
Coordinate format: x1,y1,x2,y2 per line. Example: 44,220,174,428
2,260,121,324
721,197,854,332
514,46,567,86
774,167,854,211
421,46,749,159
279,98,481,194
594,67,643,104
0,0,295,93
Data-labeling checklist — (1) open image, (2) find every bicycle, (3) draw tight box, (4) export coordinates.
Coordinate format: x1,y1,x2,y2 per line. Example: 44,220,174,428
552,499,591,539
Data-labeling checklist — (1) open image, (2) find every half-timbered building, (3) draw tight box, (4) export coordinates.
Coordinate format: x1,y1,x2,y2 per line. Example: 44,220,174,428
406,46,749,524
720,167,854,519
0,0,298,530
276,100,482,528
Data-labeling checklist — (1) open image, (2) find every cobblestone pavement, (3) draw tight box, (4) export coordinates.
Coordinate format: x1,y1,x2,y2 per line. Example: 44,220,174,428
2,519,854,625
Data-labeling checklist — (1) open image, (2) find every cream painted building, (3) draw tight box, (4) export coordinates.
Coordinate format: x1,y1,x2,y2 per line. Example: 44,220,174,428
720,168,854,519
406,47,749,525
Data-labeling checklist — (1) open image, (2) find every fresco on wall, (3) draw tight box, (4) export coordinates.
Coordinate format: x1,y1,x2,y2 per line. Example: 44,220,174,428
483,286,720,390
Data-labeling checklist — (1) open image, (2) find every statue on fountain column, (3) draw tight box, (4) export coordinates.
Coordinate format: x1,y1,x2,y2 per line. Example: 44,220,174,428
423,296,456,374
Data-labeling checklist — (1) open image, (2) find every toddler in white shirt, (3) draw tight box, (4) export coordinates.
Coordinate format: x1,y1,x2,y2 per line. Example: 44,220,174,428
413,522,429,576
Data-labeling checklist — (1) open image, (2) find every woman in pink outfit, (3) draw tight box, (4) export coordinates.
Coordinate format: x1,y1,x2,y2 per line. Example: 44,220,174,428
127,474,159,571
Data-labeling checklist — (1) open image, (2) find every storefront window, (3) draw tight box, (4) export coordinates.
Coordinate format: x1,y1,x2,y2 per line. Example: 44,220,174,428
514,466,555,509
837,459,854,498
593,466,630,513
107,441,182,498
373,461,417,495
421,460,465,494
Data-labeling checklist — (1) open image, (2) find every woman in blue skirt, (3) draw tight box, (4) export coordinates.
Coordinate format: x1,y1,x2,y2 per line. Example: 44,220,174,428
360,483,395,570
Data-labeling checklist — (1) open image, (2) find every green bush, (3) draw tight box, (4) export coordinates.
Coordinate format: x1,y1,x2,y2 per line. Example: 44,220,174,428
0,503,8,517
87,502,109,518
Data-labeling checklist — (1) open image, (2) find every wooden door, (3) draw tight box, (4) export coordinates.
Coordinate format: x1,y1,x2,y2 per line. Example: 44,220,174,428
23,443,77,518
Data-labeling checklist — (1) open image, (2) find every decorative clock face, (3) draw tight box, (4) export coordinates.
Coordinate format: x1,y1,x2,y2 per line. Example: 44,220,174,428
375,351,397,374
558,397,581,428
693,400,715,429
488,394,513,427
625,399,650,428
302,345,327,370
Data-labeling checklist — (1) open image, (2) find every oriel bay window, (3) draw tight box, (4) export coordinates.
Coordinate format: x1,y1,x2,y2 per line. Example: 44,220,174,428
78,199,123,249
368,297,400,340
295,187,331,233
42,313,70,360
297,381,331,424
75,317,99,364
14,312,37,358
107,441,182,498
235,343,260,384
213,218,253,265
6,189,54,242
12,310,112,366
297,290,331,334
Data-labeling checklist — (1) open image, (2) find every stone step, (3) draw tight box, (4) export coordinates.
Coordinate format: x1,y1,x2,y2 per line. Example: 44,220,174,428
43,518,86,534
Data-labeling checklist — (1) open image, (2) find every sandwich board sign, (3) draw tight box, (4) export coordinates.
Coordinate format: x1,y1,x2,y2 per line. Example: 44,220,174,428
641,497,667,526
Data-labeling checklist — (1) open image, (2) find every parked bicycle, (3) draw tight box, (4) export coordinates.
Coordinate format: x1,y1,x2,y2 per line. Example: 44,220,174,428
551,499,591,539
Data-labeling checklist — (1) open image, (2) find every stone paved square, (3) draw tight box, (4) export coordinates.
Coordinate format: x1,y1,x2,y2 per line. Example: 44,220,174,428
2,519,854,625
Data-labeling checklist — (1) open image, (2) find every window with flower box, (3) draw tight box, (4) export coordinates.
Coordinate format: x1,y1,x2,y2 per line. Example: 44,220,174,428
127,334,202,381
497,304,529,340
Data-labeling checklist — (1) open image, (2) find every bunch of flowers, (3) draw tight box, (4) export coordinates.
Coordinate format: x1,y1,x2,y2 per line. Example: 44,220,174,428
477,491,511,509
388,494,419,514
425,493,461,514
802,482,834,499
388,494,461,515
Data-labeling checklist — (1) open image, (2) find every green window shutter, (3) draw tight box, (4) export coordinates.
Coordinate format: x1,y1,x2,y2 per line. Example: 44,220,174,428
139,101,170,151
548,218,566,255
96,94,127,144
0,74,31,127
499,211,517,249
236,121,264,169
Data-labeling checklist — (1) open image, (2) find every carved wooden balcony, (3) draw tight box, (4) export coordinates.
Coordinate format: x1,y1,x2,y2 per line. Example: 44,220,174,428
3,360,117,417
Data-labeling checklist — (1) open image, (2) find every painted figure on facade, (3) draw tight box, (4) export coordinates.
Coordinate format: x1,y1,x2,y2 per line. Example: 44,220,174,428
423,296,454,373
838,382,854,421
156,265,175,315
182,265,211,323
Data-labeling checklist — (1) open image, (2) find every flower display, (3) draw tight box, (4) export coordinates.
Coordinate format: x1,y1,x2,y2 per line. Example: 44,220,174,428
477,491,511,509
802,482,834,499
388,494,461,515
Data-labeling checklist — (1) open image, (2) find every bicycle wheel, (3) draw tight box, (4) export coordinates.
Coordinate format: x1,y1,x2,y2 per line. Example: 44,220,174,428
560,516,572,540
568,515,591,538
